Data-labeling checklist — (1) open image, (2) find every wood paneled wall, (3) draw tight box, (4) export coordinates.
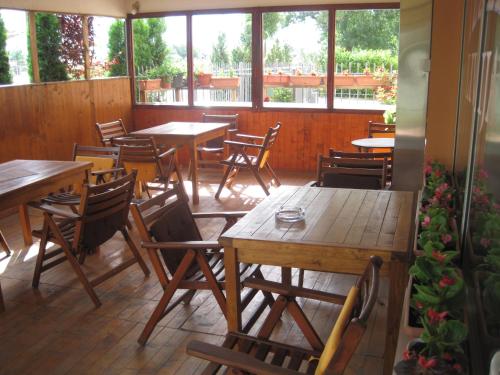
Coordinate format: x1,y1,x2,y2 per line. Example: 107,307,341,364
133,107,383,171
0,77,132,163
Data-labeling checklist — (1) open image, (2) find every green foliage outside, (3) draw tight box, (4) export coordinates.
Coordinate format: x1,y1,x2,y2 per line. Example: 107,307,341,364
132,18,168,75
28,13,68,82
0,15,11,84
107,19,127,76
211,33,230,67
265,40,293,65
335,48,398,72
271,87,293,102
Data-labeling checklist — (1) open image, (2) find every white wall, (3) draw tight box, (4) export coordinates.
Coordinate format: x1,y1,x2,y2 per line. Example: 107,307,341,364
0,0,128,17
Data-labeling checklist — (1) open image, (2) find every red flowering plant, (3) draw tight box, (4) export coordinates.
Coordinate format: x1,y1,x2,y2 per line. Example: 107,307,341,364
418,207,457,250
422,161,455,211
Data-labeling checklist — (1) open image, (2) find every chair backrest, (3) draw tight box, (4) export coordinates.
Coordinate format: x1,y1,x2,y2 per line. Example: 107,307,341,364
72,144,121,186
202,113,239,130
368,121,395,138
316,155,387,189
130,184,202,277
257,122,281,169
74,171,136,251
96,119,128,146
315,256,382,375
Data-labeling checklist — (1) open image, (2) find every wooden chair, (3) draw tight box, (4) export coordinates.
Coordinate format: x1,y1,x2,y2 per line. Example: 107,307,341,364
0,231,11,256
187,256,383,375
42,144,124,207
329,149,393,182
130,184,275,345
96,119,128,146
112,137,184,198
215,123,281,198
198,113,239,168
30,172,150,307
368,121,395,138
313,154,388,190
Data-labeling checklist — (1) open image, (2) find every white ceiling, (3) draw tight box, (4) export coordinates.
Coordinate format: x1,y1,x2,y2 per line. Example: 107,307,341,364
0,0,398,17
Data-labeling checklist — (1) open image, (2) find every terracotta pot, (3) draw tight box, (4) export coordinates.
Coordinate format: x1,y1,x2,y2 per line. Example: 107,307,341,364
263,74,290,86
402,277,424,339
289,75,322,87
474,271,500,357
334,74,356,87
356,75,386,87
210,77,240,89
196,73,212,87
138,79,161,91
160,78,172,89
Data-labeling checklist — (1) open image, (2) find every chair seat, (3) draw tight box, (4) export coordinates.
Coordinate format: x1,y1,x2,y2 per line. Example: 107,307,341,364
221,153,258,167
42,192,81,206
32,218,77,251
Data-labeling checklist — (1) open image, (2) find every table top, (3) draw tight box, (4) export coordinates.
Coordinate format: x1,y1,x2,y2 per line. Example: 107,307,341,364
220,186,414,256
130,122,231,138
0,159,91,199
351,137,395,148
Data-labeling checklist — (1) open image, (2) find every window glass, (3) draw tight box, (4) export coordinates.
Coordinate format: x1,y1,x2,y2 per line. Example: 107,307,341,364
333,9,399,110
193,13,251,107
262,11,328,108
89,17,127,78
0,9,30,85
132,16,187,104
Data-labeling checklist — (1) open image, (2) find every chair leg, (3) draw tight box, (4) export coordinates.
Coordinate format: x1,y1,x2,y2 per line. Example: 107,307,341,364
298,269,305,288
182,289,197,304
226,167,240,188
32,220,50,288
215,165,234,199
0,230,11,256
196,251,227,316
249,167,270,196
265,162,281,187
120,228,150,276
257,295,288,339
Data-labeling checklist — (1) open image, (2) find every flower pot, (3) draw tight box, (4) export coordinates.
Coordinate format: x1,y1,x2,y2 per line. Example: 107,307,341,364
160,78,172,89
210,77,240,89
474,271,500,356
289,75,322,87
263,74,290,86
355,74,385,87
334,74,356,87
402,277,424,338
196,73,212,87
138,79,161,91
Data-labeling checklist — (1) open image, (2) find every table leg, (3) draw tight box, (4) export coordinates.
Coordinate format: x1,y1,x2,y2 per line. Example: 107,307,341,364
225,246,242,332
190,141,199,205
383,260,408,375
0,230,12,256
19,204,32,246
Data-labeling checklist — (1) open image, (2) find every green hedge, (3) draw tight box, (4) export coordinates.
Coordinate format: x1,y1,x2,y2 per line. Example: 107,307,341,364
335,48,398,73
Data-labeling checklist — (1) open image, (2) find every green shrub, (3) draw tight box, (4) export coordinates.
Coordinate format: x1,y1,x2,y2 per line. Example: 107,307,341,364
335,48,398,73
271,87,293,102
0,15,12,84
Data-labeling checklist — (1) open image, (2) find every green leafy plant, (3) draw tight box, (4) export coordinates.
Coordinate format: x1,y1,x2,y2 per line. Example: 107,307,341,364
271,87,293,102
383,109,396,124
0,15,12,84
107,19,127,77
418,208,456,249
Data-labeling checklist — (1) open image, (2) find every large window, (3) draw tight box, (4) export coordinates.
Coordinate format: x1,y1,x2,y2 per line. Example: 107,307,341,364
0,9,29,85
193,13,252,106
262,11,328,108
132,16,187,105
333,9,399,110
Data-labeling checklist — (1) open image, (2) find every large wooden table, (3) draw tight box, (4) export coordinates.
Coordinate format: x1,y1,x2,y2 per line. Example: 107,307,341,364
220,186,414,375
130,122,231,204
0,160,92,246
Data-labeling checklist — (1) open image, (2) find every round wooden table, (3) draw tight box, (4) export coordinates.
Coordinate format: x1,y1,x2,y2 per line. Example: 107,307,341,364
351,137,395,151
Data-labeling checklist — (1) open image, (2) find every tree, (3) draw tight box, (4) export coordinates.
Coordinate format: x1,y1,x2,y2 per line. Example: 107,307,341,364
0,15,11,84
29,13,68,82
59,15,94,79
132,18,168,74
211,32,229,67
147,18,168,67
265,40,293,65
107,19,127,76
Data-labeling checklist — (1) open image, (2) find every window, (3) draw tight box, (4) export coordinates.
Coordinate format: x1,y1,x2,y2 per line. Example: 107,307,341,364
192,13,252,106
333,9,399,110
0,9,29,85
262,11,328,108
89,17,127,78
132,16,187,105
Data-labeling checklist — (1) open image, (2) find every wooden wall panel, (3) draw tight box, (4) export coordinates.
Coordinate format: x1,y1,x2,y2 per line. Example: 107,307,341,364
0,78,132,163
133,107,383,171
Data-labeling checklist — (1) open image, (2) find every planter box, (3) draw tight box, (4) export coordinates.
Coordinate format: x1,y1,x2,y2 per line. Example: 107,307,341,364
414,217,461,257
196,73,212,87
263,74,290,86
211,77,240,89
138,79,161,91
160,79,172,89
289,75,322,87
356,75,387,87
334,74,356,87
402,277,424,339
474,271,500,358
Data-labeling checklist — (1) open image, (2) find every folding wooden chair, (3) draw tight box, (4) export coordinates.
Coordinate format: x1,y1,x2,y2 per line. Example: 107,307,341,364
198,113,239,168
130,184,275,345
112,137,184,198
96,119,128,146
313,154,388,190
0,230,11,256
187,256,383,375
215,123,281,198
329,149,393,182
30,172,150,307
368,121,396,138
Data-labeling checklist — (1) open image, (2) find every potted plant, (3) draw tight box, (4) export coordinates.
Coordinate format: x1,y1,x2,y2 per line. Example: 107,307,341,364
263,70,290,86
289,69,322,86
334,72,356,87
383,109,396,124
195,69,212,87
137,67,162,91
211,69,240,89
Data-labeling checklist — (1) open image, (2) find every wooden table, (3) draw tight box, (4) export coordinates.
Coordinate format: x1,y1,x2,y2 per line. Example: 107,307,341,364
351,137,395,151
0,160,92,247
130,121,231,204
220,186,414,375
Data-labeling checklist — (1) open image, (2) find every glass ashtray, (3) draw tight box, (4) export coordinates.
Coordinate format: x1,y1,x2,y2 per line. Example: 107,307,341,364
275,206,305,223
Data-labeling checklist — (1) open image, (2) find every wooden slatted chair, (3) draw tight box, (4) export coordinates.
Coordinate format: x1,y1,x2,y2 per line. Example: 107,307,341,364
112,137,184,199
368,121,396,138
187,256,383,375
30,172,150,307
130,184,275,345
215,123,281,198
198,113,239,168
96,119,128,146
329,149,393,182
314,154,388,190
